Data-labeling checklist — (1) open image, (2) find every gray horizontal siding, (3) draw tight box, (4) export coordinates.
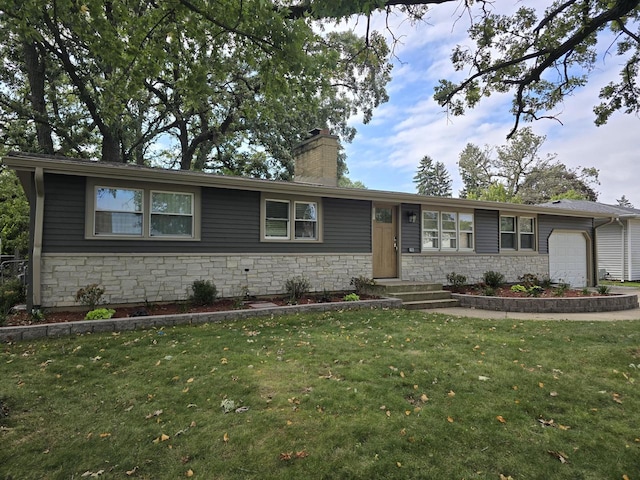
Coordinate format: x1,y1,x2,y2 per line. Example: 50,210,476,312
475,209,499,254
42,173,371,254
538,214,593,254
401,203,421,253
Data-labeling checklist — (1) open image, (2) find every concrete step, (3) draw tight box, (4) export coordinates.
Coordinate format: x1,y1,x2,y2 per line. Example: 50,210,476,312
376,281,443,294
403,298,460,310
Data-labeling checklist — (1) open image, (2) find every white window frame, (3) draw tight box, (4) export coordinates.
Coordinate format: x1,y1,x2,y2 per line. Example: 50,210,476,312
94,186,144,237
261,194,322,242
293,201,318,240
150,190,195,238
500,214,536,251
264,199,291,240
86,179,200,240
421,209,474,252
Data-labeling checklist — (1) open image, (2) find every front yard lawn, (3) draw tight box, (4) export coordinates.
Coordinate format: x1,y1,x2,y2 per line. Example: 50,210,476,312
1,310,639,479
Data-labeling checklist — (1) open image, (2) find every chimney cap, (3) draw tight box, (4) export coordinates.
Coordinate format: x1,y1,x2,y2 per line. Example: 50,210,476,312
308,127,331,137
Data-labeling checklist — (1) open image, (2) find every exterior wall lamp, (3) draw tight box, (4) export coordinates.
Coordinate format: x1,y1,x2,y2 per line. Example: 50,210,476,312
407,211,417,224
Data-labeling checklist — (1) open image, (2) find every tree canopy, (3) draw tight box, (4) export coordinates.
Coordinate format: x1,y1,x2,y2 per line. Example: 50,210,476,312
413,155,452,196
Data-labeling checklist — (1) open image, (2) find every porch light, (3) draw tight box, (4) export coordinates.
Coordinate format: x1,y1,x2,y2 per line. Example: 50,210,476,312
407,211,417,224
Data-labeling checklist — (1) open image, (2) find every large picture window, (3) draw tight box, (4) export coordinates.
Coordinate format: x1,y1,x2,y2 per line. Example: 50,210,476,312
422,210,474,251
262,196,321,242
88,181,198,240
500,215,536,250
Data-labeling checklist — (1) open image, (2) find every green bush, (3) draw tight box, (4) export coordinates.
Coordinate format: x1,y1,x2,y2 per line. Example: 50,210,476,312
446,272,467,292
190,280,217,306
482,271,505,289
510,284,528,293
482,286,496,296
284,276,310,303
0,279,25,323
343,293,360,302
350,276,377,295
528,285,544,297
554,283,569,296
75,284,105,309
85,308,115,320
597,284,611,295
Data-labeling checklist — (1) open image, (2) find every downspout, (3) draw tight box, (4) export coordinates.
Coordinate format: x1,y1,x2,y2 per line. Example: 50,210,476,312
616,218,625,281
32,167,45,307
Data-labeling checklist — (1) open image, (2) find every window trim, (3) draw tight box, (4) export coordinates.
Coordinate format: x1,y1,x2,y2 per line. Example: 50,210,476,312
85,179,200,241
500,214,536,251
261,194,322,243
421,209,474,252
149,190,195,238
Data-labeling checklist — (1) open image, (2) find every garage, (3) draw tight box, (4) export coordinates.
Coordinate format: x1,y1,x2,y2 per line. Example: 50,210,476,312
548,231,588,287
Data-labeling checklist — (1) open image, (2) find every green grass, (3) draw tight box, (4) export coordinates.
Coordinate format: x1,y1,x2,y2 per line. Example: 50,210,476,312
1,310,640,479
600,280,640,288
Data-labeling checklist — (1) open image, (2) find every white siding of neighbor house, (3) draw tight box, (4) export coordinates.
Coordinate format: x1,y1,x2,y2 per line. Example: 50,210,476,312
629,219,640,281
597,222,624,281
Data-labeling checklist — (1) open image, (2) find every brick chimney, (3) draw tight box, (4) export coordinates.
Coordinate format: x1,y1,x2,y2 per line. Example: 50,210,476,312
293,128,339,186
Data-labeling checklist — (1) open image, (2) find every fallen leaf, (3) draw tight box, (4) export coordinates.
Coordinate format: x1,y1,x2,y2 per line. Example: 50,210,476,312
496,415,506,424
400,371,405,378
99,432,111,438
478,375,490,381
447,390,455,397
550,391,558,397
161,433,170,442
185,469,194,477
447,416,454,423
613,393,623,404
280,452,293,461
386,410,391,417
396,462,402,468
145,409,163,419
499,475,514,480
538,418,556,428
125,467,138,476
420,394,428,402
548,450,569,463
187,377,194,383
220,358,228,364
223,432,229,443
295,450,308,459
404,410,411,416
539,382,544,388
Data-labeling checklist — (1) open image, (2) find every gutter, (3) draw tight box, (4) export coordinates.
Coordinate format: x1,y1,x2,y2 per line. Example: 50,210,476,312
32,167,44,307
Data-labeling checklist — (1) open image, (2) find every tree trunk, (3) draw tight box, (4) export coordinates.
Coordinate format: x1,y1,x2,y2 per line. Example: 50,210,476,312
101,129,122,162
23,41,54,154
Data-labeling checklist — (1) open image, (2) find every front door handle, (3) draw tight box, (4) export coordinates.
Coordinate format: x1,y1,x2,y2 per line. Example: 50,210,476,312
394,236,398,251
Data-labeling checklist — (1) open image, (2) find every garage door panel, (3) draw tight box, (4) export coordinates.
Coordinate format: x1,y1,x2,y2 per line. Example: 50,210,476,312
549,231,587,287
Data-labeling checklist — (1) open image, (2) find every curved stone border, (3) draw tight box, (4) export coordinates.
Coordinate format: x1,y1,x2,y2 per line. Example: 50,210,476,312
451,293,639,313
0,297,402,343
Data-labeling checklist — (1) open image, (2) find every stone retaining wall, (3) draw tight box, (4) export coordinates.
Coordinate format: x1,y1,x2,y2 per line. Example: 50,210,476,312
41,253,372,308
402,254,548,285
0,297,402,343
451,293,639,313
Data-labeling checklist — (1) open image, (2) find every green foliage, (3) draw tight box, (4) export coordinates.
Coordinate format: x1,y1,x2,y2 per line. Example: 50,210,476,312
553,283,569,296
75,284,105,309
510,284,528,293
190,280,217,306
0,169,30,256
413,155,452,197
84,308,116,320
350,276,377,295
482,286,496,296
0,279,25,323
446,272,467,292
528,285,544,297
518,273,539,288
284,276,310,303
597,284,611,295
482,271,505,289
342,293,360,302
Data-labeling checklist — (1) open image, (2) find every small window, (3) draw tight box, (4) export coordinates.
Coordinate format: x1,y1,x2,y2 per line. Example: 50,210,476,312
294,201,317,240
265,200,290,239
422,211,439,249
95,187,143,236
375,207,393,223
441,212,457,249
458,213,474,250
519,217,535,249
500,216,516,249
150,191,194,237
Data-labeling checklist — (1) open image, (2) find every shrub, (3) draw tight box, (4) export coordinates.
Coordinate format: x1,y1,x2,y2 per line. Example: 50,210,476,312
482,271,505,289
482,286,496,296
539,276,553,289
75,283,105,309
518,273,539,288
446,272,467,292
510,284,528,293
343,293,360,302
85,308,115,320
284,276,310,303
350,276,377,295
190,280,217,306
554,283,569,296
0,279,25,323
597,284,611,295
528,285,544,297
581,287,591,296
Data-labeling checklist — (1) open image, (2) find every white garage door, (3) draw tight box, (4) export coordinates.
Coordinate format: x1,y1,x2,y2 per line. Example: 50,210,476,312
548,231,588,287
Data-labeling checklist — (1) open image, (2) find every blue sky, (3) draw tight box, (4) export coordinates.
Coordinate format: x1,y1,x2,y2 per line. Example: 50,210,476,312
338,2,639,207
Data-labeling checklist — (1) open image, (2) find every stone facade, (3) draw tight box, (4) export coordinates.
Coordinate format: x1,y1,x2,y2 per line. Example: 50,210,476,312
401,253,549,285
40,253,372,307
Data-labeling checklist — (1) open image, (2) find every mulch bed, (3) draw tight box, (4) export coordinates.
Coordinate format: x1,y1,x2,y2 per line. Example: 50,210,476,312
3,294,375,327
446,285,605,298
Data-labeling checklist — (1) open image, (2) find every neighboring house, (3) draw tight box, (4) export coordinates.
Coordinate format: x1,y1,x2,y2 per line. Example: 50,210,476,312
539,199,640,282
3,130,601,309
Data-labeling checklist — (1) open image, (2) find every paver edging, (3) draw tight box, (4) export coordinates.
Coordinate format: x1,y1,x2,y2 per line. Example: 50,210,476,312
0,297,402,343
450,293,639,313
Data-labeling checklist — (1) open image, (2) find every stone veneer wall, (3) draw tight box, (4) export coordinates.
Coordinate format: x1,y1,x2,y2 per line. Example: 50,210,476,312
40,253,372,308
401,254,549,284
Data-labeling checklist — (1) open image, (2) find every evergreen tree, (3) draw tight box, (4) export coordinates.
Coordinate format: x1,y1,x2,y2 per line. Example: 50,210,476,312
617,195,634,208
413,155,452,197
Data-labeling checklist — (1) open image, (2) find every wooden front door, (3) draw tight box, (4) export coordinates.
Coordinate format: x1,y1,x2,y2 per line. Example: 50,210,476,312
373,204,398,278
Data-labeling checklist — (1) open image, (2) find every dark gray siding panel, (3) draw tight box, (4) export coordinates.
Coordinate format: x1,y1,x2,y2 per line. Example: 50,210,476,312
475,209,499,254
42,173,371,254
401,203,421,253
538,214,593,254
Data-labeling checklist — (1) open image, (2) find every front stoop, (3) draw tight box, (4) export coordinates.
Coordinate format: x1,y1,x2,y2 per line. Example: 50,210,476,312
375,281,459,310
